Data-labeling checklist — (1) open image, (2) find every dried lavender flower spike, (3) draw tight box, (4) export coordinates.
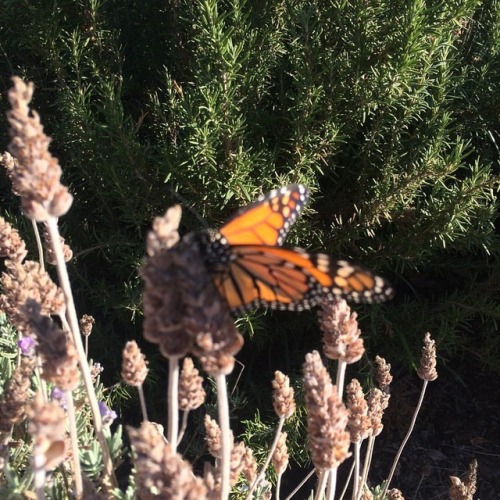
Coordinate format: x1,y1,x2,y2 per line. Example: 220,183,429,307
272,371,296,419
204,414,223,459
449,459,477,500
272,431,289,475
0,355,36,440
0,260,65,335
178,357,206,411
0,217,28,262
25,301,80,391
42,224,73,264
345,378,371,443
146,205,182,256
79,315,95,337
128,421,208,499
28,392,67,471
7,78,73,221
302,351,351,471
387,489,405,499
417,332,438,382
319,298,365,364
374,355,393,392
367,387,387,438
121,340,149,387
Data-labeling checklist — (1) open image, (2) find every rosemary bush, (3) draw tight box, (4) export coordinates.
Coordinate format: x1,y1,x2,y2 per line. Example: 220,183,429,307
0,0,498,497
1,0,497,375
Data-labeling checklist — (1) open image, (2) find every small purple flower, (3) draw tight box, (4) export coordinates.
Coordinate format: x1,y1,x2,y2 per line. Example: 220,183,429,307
51,387,68,410
98,401,117,426
18,337,36,357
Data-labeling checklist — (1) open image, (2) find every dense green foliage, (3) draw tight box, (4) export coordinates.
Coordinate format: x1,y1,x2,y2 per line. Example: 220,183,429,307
1,0,498,431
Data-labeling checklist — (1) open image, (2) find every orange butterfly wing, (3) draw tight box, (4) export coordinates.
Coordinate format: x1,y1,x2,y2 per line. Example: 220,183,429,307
218,185,309,246
203,184,393,312
211,246,393,312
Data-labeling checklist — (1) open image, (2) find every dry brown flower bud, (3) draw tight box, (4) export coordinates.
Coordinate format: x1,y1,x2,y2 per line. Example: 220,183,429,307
345,378,371,443
141,248,192,357
449,459,477,500
449,476,467,498
466,459,478,495
272,371,296,419
7,78,73,221
178,357,205,411
374,355,393,392
0,151,22,195
203,463,222,499
121,341,149,387
204,414,223,459
319,299,365,363
230,441,249,485
79,314,95,337
142,229,243,374
302,351,351,470
90,362,104,383
0,355,36,439
240,444,257,484
367,387,387,437
0,260,65,335
0,217,27,262
206,440,257,489
387,488,405,499
272,431,289,475
25,301,80,391
45,338,80,392
28,392,67,471
42,224,72,264
260,485,272,500
417,333,438,381
359,488,374,499
147,205,182,256
194,327,243,376
128,421,207,499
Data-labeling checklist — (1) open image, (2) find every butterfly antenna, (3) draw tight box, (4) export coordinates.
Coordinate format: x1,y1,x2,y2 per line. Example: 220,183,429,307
170,188,209,230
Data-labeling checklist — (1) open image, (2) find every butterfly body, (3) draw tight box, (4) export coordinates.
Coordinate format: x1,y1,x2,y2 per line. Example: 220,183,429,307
195,185,393,313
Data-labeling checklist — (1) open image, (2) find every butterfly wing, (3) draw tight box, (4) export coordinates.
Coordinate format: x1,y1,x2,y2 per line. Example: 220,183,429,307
211,245,393,312
218,184,310,246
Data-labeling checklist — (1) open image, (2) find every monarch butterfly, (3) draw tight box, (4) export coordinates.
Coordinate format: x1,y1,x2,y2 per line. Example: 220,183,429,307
197,185,393,313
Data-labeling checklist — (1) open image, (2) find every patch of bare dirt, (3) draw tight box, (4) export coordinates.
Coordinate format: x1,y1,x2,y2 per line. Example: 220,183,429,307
369,359,500,498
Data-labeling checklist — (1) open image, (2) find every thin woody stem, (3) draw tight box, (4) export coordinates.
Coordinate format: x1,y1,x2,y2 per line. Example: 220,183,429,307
137,385,149,422
358,436,375,499
380,380,429,498
320,359,347,499
33,452,46,500
66,391,83,498
46,218,117,493
32,220,44,271
325,468,338,500
352,441,362,500
167,355,180,451
338,460,355,500
246,416,285,499
177,409,190,446
216,374,231,500
314,470,328,500
336,360,347,399
284,468,316,500
276,472,284,499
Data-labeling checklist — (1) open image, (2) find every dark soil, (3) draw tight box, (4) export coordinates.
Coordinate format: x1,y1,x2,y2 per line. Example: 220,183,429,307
366,359,500,499
277,358,500,499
